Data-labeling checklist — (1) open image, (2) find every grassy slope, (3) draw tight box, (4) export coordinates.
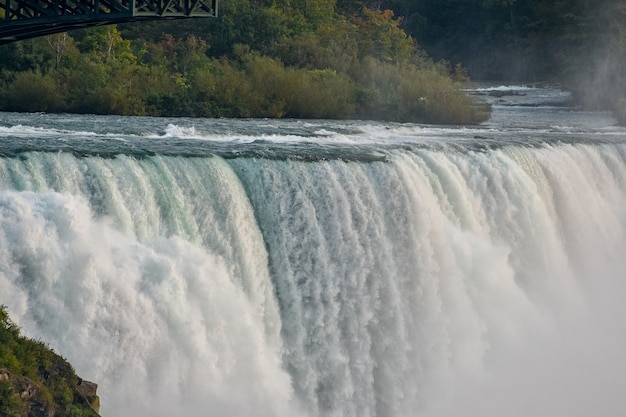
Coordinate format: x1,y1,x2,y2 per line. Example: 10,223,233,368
0,307,100,417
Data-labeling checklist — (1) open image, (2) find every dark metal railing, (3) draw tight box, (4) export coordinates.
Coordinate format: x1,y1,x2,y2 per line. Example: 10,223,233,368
0,0,217,44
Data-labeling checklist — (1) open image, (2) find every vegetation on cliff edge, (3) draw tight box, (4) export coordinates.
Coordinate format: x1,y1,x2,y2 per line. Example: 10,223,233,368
0,306,100,417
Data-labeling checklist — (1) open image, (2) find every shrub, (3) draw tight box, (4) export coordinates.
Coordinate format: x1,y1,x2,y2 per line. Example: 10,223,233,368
0,380,23,417
353,58,489,124
4,71,65,112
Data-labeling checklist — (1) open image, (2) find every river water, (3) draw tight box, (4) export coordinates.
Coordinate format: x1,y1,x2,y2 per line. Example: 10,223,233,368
0,86,625,416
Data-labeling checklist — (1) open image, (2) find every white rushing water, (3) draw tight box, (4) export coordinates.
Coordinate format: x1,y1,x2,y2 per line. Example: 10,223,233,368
0,86,626,416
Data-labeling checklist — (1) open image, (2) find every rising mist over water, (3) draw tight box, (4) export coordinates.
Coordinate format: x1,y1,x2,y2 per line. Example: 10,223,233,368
1,86,626,416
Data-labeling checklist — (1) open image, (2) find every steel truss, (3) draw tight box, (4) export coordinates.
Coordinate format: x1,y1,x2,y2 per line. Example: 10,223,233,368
0,0,217,44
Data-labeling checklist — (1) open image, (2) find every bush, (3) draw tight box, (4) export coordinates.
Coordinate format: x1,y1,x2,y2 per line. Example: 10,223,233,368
4,71,65,112
0,380,24,417
353,58,489,124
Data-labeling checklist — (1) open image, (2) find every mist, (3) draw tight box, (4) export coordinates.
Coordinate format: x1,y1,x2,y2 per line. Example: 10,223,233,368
421,270,626,417
574,0,626,124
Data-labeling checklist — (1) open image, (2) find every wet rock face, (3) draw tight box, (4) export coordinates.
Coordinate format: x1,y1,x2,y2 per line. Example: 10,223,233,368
0,368,51,417
76,378,101,413
0,369,101,417
76,379,98,398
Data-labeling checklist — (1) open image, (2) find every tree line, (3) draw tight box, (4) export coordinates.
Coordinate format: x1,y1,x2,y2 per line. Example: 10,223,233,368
0,1,489,124
2,0,623,122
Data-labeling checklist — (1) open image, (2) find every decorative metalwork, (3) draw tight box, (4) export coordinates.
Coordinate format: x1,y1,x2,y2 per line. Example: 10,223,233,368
0,0,217,44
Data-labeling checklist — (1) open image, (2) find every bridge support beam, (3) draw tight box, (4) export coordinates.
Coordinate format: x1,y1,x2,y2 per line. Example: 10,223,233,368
0,0,217,44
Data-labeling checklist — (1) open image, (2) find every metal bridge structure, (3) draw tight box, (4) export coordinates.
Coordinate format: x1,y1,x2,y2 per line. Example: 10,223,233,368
0,0,217,44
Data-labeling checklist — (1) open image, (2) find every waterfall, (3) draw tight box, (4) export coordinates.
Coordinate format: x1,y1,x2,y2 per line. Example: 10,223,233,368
1,142,625,416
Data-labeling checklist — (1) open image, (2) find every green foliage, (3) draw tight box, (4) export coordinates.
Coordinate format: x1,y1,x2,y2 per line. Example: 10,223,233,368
350,8,415,62
177,47,357,118
2,0,624,122
353,58,489,123
274,29,359,73
79,26,135,64
0,380,24,417
0,2,490,124
371,0,625,88
2,71,65,112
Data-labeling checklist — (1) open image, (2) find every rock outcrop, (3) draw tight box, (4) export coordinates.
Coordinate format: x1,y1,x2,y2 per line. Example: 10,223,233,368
0,368,101,417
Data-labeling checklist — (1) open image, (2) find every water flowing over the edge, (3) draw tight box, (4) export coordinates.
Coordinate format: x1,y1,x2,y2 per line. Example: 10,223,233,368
1,140,626,416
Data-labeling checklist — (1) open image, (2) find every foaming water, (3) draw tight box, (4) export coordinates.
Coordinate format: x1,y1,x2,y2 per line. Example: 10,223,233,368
0,191,296,417
0,155,297,416
229,143,626,417
408,143,626,417
0,96,626,416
